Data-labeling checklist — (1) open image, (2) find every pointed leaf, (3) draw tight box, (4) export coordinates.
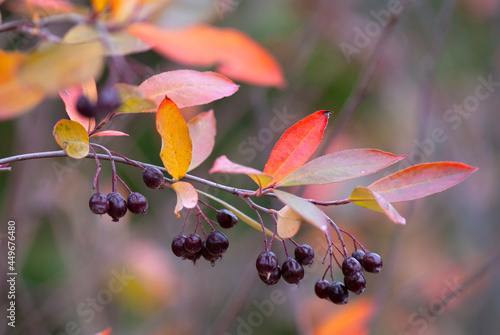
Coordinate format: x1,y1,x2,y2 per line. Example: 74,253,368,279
278,149,407,187
59,82,97,130
197,190,280,240
273,189,328,232
187,110,216,171
368,162,478,202
277,205,302,239
53,119,89,159
156,97,192,180
264,111,330,184
90,130,129,137
128,23,285,88
0,50,44,120
209,155,273,188
114,83,156,114
139,70,239,109
19,41,104,94
171,181,198,216
349,186,406,225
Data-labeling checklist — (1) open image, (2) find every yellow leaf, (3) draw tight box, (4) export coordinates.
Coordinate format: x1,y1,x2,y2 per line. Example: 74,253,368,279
156,97,192,180
171,181,198,216
277,205,302,239
53,119,90,159
91,0,110,13
114,83,156,113
0,50,44,120
349,186,406,225
19,41,104,95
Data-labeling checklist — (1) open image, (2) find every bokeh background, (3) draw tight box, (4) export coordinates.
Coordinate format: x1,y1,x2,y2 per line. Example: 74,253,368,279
1,0,500,334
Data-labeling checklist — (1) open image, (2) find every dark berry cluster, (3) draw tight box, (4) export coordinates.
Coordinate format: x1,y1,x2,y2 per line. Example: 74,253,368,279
171,231,229,265
75,86,121,118
89,191,149,222
255,244,314,286
314,249,383,305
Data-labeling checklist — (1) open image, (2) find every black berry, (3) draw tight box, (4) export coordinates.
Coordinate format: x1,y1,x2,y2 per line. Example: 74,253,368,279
97,86,121,113
127,192,148,214
344,274,366,295
315,279,330,299
201,240,220,264
76,95,98,118
362,252,383,273
256,251,279,277
342,257,363,277
107,192,127,221
142,166,164,189
185,250,202,263
206,230,229,256
259,266,281,286
171,234,187,258
184,234,202,254
281,258,304,284
216,209,238,229
89,192,109,215
327,281,349,304
352,249,365,264
294,244,315,265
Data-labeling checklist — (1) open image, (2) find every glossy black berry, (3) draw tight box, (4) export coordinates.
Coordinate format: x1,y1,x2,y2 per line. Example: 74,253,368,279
184,234,203,254
362,252,383,273
281,258,304,284
216,209,238,229
76,95,98,118
256,251,279,277
259,266,281,286
89,192,109,215
342,257,363,277
127,192,148,214
201,240,220,264
142,166,164,189
171,235,187,258
206,230,229,256
97,86,121,113
185,250,202,263
344,274,366,295
294,244,315,265
314,279,330,299
107,192,127,221
352,249,365,264
327,281,349,304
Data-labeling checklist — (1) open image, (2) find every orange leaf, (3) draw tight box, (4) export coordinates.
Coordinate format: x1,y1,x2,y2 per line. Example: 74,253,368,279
90,130,129,137
156,97,192,180
128,23,286,88
139,70,239,109
187,110,216,172
209,155,273,188
314,299,374,335
0,50,44,120
171,181,198,216
368,162,478,202
264,111,330,184
349,186,406,225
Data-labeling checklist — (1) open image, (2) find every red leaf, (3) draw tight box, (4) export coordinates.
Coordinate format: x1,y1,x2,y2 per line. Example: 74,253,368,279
368,162,478,202
90,130,129,137
128,23,285,88
264,111,330,184
277,149,406,186
187,110,216,172
138,70,239,109
209,155,273,188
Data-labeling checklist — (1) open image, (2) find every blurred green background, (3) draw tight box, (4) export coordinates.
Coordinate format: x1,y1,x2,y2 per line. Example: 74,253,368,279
1,0,499,334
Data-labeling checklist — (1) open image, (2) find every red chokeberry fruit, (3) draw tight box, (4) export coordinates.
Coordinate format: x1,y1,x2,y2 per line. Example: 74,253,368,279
259,266,281,286
281,258,304,284
206,230,229,256
294,244,315,265
142,166,164,189
171,235,187,258
216,209,238,229
89,192,109,215
362,252,383,273
127,192,148,214
184,234,203,254
344,274,366,295
107,192,127,221
327,281,349,304
315,279,330,299
342,257,363,277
